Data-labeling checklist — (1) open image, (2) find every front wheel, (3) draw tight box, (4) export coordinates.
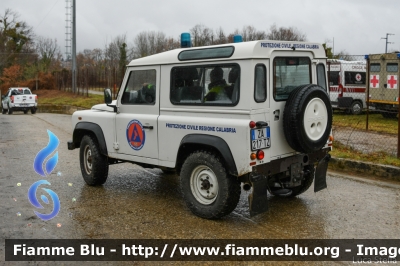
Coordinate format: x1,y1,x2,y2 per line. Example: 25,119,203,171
79,135,109,186
180,151,241,219
1,105,6,114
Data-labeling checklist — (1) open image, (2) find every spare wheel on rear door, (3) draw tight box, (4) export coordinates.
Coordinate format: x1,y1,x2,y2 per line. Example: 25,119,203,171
283,84,332,153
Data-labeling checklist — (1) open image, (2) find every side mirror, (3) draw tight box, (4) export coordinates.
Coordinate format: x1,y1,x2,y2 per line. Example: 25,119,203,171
104,88,112,104
104,88,117,112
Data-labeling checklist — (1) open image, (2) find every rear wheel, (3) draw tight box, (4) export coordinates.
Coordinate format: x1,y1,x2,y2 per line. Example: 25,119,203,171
23,110,28,114
7,105,13,115
31,108,37,114
79,135,109,186
180,151,241,219
349,101,362,115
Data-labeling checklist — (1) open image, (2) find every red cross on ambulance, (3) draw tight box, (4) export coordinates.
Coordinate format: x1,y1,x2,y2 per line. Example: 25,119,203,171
370,75,379,88
387,75,397,89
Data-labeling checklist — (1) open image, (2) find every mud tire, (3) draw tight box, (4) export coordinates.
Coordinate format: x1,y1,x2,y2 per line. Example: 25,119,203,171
180,151,241,219
283,84,332,153
79,135,109,186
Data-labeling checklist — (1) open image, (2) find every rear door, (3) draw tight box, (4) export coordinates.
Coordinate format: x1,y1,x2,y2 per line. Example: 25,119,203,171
269,53,313,159
115,66,160,160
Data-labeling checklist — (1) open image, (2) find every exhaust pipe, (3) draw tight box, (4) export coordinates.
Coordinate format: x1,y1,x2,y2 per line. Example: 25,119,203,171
242,183,252,191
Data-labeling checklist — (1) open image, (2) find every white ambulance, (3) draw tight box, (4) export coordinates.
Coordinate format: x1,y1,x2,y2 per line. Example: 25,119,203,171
68,37,333,219
327,59,367,115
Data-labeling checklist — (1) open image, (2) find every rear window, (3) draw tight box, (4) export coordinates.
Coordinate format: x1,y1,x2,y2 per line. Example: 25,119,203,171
170,64,239,106
178,47,234,61
273,57,311,101
387,63,398,72
370,63,380,72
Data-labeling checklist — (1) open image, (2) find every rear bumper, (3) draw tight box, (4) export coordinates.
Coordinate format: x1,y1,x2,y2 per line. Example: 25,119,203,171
10,105,36,111
252,148,330,177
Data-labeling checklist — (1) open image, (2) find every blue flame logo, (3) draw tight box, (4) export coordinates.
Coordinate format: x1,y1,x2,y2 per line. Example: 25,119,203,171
29,130,61,221
33,130,59,177
28,180,60,221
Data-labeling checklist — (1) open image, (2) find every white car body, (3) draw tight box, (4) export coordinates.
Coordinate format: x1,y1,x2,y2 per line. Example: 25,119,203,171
327,59,367,114
1,87,38,114
69,40,333,218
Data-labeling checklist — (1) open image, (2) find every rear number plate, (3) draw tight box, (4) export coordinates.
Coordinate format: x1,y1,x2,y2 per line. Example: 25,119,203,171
251,127,270,151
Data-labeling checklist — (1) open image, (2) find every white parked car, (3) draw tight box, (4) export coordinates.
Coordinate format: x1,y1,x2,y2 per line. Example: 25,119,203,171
68,39,333,219
1,87,38,115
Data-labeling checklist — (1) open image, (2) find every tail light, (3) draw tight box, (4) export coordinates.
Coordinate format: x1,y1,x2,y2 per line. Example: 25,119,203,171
256,150,265,160
249,121,256,128
11,96,14,103
328,135,334,147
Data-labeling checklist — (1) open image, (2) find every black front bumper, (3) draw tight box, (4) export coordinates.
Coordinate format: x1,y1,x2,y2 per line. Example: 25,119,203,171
67,141,75,150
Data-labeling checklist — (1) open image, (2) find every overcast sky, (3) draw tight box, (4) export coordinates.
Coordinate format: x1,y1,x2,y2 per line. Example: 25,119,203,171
1,0,400,57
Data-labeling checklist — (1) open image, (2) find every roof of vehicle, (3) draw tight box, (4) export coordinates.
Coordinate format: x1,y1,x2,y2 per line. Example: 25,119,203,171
327,59,366,64
9,87,30,90
128,40,326,67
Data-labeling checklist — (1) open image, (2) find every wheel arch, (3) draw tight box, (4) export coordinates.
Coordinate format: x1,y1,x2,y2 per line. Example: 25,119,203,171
73,122,108,156
175,134,238,177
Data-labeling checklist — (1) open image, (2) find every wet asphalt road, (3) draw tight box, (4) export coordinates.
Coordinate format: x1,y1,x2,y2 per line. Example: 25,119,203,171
1,113,400,265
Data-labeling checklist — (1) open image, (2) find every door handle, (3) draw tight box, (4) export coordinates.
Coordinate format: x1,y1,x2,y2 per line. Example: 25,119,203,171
143,126,154,129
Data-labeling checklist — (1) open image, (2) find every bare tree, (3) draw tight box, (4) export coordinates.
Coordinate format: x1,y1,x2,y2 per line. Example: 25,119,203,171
132,31,171,58
36,37,62,72
190,24,214,46
241,25,266,41
214,27,227,45
267,24,307,41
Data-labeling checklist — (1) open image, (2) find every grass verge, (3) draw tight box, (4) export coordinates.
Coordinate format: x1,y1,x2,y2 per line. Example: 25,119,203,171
331,141,400,167
333,111,398,135
36,90,103,109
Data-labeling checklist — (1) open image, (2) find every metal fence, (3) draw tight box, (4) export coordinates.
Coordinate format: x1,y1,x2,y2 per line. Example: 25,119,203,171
53,66,123,97
327,55,399,158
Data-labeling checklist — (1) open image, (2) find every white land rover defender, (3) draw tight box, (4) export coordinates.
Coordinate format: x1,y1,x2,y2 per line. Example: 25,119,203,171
68,37,333,219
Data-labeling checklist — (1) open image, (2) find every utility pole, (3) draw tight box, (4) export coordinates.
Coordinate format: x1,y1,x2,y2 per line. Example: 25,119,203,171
381,33,394,53
72,0,77,93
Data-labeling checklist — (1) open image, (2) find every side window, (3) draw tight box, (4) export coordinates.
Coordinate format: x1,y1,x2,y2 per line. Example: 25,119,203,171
121,69,156,105
370,63,380,72
387,63,398,72
317,63,327,90
170,64,239,106
254,64,266,102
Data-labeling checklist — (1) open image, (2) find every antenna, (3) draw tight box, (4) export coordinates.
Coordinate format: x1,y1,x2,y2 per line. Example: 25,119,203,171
65,0,71,63
381,33,395,53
